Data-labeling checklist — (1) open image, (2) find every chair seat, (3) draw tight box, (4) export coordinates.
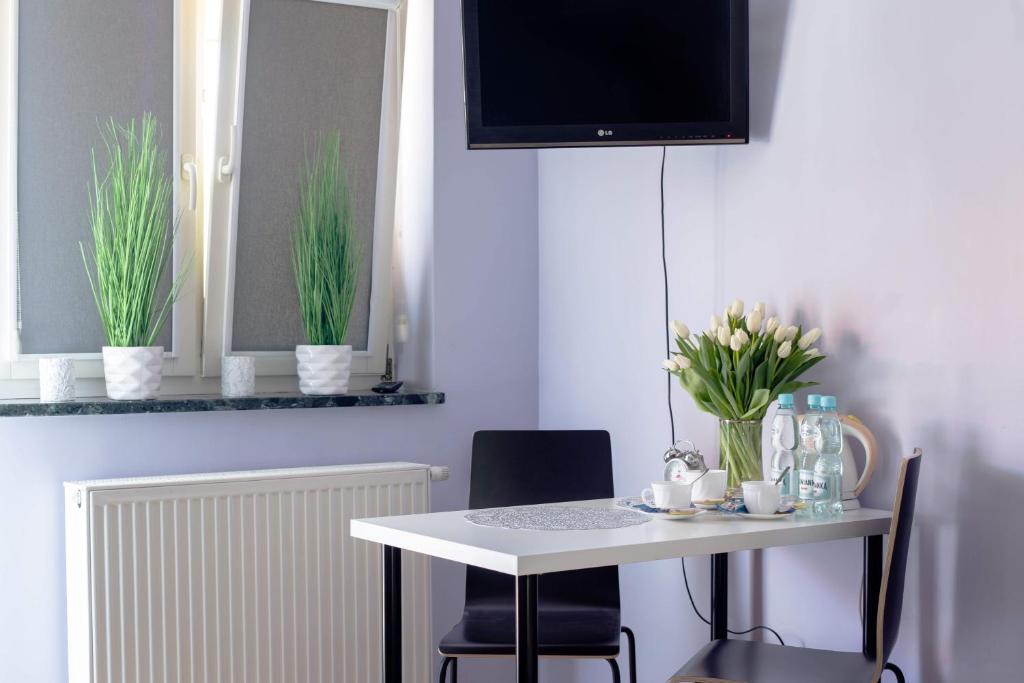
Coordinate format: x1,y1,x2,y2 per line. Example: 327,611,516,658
439,602,621,658
668,639,878,683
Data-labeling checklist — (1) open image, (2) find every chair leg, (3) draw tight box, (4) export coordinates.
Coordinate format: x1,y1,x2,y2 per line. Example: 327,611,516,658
621,626,637,683
607,657,621,683
452,657,458,683
439,656,455,683
883,662,906,683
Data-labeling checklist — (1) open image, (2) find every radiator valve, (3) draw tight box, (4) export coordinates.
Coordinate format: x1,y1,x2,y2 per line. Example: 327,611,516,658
429,466,450,482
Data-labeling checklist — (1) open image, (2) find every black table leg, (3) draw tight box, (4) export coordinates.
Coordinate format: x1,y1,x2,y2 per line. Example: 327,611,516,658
516,575,539,683
382,545,402,683
710,553,728,640
863,535,883,658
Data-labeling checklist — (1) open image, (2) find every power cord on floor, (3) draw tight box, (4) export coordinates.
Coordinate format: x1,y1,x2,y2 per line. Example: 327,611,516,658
658,145,786,647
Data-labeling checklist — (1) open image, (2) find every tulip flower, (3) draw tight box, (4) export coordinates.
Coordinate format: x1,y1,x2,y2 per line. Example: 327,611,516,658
777,340,793,358
671,320,690,340
754,301,766,315
734,328,750,345
797,327,821,350
674,354,692,369
717,326,731,346
729,299,744,319
662,358,679,372
804,348,822,358
745,310,762,333
773,324,788,343
709,314,722,332
785,325,799,341
730,334,743,352
765,317,780,335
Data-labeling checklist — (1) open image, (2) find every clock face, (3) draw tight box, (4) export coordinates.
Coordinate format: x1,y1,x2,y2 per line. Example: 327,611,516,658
664,458,689,482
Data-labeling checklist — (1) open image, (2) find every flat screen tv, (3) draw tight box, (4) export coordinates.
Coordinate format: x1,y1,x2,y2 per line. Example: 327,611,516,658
462,0,749,149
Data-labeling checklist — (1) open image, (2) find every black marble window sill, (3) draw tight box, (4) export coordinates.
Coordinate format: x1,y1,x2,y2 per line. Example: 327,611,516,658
0,390,445,418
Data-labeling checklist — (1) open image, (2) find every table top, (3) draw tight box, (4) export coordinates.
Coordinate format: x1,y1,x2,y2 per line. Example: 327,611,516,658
350,499,892,576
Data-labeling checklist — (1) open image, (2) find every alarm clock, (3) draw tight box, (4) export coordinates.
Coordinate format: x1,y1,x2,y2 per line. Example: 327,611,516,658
663,440,707,482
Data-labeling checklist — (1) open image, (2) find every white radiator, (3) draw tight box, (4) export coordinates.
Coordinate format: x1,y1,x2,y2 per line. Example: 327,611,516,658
65,462,445,683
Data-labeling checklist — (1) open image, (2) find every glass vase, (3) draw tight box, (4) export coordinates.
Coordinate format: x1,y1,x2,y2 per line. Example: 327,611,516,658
719,419,764,491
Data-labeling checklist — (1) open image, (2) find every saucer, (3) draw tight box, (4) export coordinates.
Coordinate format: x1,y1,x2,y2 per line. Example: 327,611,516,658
694,498,724,510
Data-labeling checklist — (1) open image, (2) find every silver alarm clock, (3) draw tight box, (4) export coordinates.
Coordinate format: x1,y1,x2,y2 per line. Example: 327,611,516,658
663,440,708,482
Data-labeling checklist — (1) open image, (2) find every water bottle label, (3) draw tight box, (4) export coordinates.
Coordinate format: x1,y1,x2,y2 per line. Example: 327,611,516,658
798,470,814,499
812,473,830,498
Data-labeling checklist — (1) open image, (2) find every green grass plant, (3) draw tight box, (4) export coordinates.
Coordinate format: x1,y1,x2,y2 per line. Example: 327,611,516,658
292,131,361,346
80,113,191,347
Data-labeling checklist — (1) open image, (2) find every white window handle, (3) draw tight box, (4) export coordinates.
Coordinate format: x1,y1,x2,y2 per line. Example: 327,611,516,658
218,124,238,182
181,158,198,212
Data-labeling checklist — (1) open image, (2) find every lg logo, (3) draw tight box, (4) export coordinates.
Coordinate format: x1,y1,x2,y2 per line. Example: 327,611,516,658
597,129,614,137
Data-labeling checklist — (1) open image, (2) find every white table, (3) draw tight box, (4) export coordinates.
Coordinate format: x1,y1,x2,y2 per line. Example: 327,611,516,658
351,499,892,683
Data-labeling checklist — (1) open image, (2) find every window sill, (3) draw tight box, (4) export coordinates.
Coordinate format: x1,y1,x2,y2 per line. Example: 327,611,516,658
0,389,445,418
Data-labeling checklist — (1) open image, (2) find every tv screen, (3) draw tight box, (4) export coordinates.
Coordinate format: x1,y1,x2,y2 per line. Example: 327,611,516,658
463,0,749,149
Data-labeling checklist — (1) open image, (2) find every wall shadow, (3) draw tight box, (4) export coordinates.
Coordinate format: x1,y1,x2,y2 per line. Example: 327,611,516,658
749,0,793,141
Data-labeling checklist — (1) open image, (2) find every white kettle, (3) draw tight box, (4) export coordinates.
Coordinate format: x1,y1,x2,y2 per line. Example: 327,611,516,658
839,415,878,510
793,413,879,510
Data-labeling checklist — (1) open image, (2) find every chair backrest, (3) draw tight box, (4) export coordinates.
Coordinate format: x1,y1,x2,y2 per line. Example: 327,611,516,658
465,430,620,611
873,448,923,677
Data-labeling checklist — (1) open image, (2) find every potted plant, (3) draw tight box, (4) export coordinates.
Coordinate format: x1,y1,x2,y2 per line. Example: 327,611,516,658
661,300,825,490
80,114,190,400
292,131,361,395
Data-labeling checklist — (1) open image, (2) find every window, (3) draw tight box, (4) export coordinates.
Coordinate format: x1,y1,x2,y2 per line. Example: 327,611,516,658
0,0,404,396
203,0,400,381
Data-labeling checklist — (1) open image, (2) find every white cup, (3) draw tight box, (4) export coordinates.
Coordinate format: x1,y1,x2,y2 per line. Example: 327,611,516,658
742,481,782,515
692,469,727,503
39,358,76,402
222,356,256,397
642,480,693,511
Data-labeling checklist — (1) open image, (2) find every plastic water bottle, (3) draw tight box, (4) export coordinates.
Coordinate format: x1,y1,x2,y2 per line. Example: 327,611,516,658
769,394,798,504
813,396,844,519
795,394,822,518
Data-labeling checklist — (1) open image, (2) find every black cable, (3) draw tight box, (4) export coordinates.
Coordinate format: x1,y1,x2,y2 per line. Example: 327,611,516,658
660,146,676,444
658,146,785,647
680,557,786,645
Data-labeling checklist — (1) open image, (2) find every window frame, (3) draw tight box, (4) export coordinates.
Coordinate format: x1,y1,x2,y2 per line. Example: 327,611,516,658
0,0,203,385
201,0,404,380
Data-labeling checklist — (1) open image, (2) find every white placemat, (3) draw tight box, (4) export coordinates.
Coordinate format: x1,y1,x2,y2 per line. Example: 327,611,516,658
465,504,650,531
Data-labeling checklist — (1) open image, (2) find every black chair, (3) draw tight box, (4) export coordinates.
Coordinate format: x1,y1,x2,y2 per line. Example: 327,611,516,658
437,430,638,683
668,448,923,683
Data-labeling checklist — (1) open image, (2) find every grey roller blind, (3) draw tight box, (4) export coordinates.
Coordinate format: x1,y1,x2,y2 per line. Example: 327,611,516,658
17,1,175,353
231,0,387,352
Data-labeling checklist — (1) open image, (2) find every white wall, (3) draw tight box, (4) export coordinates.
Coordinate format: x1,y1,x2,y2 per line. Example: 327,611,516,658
539,0,1024,680
0,1,539,681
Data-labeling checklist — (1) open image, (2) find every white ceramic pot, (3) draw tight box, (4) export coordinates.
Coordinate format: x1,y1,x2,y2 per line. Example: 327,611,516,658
296,344,352,395
39,357,76,402
222,355,256,397
101,346,164,400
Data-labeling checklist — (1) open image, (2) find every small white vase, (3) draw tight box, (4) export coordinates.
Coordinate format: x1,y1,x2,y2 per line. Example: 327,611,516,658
39,358,76,402
296,344,352,395
222,355,256,397
102,346,164,400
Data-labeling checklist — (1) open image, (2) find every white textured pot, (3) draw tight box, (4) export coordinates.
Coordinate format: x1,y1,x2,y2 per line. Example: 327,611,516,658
296,344,352,395
102,346,164,400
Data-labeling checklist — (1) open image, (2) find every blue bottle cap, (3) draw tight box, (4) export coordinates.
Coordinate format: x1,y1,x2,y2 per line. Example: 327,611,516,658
807,394,822,408
777,393,794,407
821,396,837,410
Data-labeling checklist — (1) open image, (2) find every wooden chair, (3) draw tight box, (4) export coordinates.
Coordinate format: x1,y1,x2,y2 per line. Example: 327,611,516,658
437,430,638,683
668,448,922,683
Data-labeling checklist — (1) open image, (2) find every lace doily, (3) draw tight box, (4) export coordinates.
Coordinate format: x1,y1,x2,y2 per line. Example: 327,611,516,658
465,504,649,531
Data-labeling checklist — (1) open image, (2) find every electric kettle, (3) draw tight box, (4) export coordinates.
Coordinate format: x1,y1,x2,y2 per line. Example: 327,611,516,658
839,415,878,510
795,413,878,509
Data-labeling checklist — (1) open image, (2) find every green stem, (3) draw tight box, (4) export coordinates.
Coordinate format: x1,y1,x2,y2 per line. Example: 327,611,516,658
719,419,764,490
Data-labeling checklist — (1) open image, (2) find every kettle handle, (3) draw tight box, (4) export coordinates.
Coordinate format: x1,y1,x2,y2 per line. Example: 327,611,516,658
840,415,878,497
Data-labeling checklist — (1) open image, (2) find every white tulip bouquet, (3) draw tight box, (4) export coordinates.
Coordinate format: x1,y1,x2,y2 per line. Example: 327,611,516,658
662,299,825,487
